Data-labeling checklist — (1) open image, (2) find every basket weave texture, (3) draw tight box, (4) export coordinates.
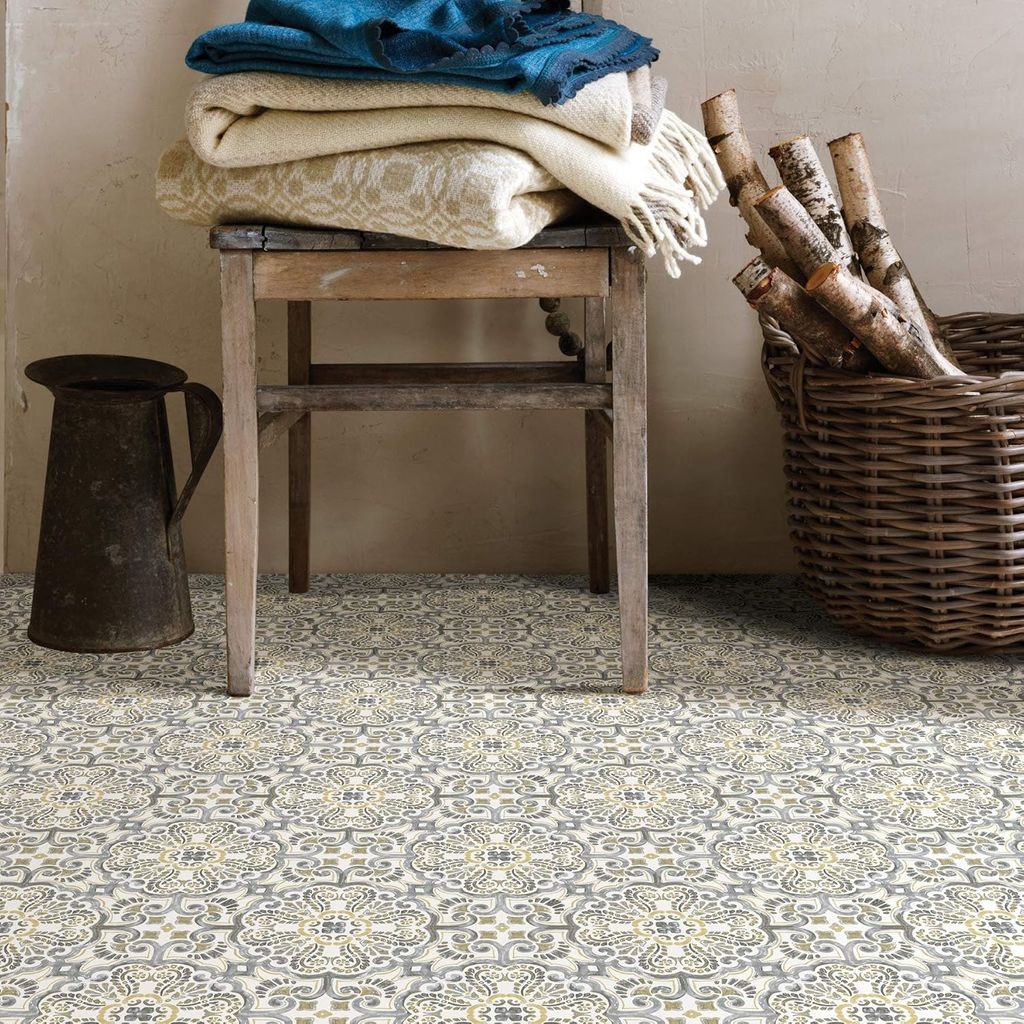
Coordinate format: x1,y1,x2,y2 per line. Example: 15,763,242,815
762,312,1024,651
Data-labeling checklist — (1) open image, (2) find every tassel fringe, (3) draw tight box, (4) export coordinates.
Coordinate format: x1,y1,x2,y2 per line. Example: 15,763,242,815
622,110,726,278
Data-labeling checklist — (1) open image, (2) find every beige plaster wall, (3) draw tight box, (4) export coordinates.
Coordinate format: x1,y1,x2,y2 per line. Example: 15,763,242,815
0,0,6,573
4,1,1023,574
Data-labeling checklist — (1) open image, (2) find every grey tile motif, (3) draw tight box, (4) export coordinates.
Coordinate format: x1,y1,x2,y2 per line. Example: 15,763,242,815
0,573,1022,1022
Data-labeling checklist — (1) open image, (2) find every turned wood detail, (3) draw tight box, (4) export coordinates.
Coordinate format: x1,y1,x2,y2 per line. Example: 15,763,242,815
539,298,584,358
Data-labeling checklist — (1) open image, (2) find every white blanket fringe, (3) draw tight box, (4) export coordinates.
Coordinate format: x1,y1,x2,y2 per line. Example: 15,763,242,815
623,111,724,277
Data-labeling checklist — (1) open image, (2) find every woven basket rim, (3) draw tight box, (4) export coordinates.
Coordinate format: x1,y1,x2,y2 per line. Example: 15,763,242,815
761,313,1024,393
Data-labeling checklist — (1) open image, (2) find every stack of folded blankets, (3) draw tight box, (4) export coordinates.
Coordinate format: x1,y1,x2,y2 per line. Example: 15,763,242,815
157,0,724,276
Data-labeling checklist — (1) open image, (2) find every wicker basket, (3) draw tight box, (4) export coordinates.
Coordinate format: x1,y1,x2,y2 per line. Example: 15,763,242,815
762,311,1024,651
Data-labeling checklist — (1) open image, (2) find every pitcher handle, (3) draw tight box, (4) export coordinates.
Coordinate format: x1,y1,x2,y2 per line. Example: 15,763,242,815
167,382,224,532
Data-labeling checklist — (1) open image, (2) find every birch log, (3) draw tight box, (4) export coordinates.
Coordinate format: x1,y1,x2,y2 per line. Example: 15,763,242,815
701,90,800,276
754,186,839,280
769,135,859,275
734,256,872,371
733,254,773,298
828,132,954,363
701,88,744,142
806,262,960,378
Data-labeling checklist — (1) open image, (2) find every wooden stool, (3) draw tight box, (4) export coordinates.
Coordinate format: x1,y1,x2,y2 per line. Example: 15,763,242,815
213,219,649,697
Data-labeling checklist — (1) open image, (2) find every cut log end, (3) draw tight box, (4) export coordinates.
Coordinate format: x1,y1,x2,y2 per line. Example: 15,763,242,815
746,277,773,303
702,87,737,107
733,255,773,299
828,131,865,151
768,133,810,159
754,186,786,207
807,262,840,292
701,89,741,146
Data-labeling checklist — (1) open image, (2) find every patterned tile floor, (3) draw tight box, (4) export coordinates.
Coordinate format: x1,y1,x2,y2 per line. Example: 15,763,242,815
0,573,1022,1023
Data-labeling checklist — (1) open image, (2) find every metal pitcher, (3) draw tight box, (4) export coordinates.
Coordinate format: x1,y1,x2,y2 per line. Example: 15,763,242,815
25,355,222,653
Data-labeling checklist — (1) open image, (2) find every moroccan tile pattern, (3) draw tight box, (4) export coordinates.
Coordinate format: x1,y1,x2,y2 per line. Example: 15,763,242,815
0,573,1022,1023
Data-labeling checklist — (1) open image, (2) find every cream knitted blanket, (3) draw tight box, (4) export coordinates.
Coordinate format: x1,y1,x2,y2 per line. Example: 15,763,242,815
167,73,722,274
186,70,663,154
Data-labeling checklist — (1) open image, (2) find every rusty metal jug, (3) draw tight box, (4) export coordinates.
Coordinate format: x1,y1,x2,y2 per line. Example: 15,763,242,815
25,355,222,652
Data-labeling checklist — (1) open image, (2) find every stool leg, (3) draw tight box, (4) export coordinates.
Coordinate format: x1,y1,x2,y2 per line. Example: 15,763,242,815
610,248,649,694
220,252,259,698
288,302,312,594
584,297,610,594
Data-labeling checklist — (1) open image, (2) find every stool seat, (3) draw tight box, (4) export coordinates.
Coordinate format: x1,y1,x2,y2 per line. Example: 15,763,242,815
213,214,649,696
210,215,632,254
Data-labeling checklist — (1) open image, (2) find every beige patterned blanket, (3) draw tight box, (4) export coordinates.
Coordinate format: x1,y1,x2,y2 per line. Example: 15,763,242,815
158,138,586,251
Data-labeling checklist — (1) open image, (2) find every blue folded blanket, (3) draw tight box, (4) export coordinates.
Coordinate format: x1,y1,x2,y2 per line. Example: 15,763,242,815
186,0,658,105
